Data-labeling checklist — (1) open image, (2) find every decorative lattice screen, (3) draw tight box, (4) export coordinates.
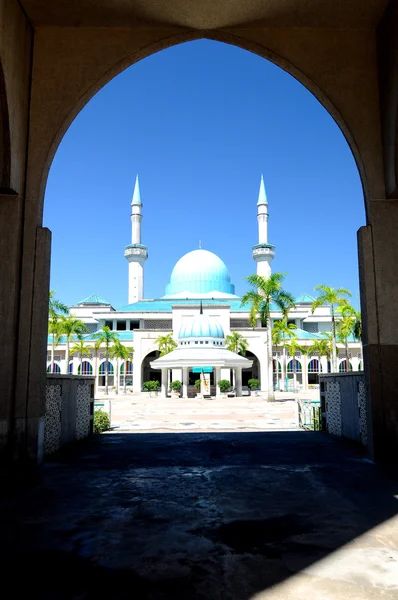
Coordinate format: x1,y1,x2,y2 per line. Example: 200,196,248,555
143,320,172,329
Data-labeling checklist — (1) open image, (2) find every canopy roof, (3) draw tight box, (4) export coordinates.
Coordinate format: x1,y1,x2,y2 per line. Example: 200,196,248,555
150,346,253,369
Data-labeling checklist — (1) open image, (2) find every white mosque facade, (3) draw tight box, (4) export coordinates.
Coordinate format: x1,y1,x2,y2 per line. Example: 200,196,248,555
48,177,362,395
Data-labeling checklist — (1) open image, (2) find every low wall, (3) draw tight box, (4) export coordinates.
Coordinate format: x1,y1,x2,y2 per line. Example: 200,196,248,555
319,373,368,446
45,375,95,455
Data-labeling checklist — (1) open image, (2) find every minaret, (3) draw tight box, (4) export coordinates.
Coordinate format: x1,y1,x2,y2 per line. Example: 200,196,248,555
124,175,148,303
252,175,275,279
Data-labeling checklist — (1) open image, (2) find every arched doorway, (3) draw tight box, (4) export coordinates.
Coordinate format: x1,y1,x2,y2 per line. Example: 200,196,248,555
242,351,261,388
141,351,161,387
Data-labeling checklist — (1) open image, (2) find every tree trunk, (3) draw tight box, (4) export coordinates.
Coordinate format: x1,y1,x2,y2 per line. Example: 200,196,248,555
345,339,350,372
94,349,98,395
115,358,119,394
105,349,109,395
123,361,127,394
267,316,274,401
79,352,83,375
331,309,337,372
65,340,70,375
283,346,287,391
293,358,297,392
51,335,55,373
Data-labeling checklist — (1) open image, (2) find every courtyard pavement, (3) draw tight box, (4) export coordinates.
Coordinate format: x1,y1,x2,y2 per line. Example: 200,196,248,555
104,392,310,432
1,427,398,599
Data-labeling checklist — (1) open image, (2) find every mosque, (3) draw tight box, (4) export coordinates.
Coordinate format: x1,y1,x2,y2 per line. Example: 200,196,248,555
48,176,362,396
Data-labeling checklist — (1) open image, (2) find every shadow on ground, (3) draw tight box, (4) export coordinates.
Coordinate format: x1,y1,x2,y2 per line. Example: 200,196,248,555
1,431,397,599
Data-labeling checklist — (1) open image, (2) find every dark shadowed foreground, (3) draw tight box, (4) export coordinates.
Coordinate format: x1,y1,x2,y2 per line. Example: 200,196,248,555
1,431,397,599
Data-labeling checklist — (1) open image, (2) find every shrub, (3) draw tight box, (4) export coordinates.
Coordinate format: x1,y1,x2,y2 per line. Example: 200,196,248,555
217,379,231,393
143,380,160,392
194,379,201,390
93,409,110,434
170,380,182,391
248,378,260,390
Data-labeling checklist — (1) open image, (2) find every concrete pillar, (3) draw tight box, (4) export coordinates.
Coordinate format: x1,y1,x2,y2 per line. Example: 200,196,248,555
215,366,221,398
358,201,398,461
235,367,242,397
182,367,188,399
161,368,168,398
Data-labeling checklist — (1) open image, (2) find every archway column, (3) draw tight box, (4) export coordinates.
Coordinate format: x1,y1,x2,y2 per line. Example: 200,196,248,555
182,367,188,399
235,367,242,397
358,201,398,461
215,366,221,398
161,368,168,398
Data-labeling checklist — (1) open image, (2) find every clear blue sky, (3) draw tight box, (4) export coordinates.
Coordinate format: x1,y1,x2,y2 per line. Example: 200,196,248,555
44,39,364,309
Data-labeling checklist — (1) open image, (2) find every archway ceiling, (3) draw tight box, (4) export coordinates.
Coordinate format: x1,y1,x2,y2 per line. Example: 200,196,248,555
21,0,388,29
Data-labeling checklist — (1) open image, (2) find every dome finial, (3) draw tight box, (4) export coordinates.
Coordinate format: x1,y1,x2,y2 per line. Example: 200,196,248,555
199,239,202,249
131,175,142,206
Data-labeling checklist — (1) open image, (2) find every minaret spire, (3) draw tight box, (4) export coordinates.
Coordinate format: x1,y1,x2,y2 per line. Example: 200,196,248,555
252,175,275,280
124,175,148,303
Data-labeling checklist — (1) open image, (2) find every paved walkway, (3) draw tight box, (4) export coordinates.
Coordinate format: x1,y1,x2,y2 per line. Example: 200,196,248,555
1,431,398,599
104,393,307,432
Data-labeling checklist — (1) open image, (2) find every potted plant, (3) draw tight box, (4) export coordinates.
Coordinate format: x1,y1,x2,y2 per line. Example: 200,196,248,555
194,378,201,398
248,378,260,397
170,380,182,398
217,379,231,398
143,380,160,397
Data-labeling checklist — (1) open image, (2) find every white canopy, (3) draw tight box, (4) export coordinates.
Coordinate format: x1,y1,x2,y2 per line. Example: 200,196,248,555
150,346,253,369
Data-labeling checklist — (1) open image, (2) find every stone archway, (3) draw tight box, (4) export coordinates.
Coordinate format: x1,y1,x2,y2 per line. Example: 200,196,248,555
0,61,10,193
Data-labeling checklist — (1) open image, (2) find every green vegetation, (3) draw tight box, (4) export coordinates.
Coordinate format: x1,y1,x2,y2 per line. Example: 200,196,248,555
248,378,260,390
272,317,297,390
242,273,295,400
217,379,231,393
311,285,351,372
48,290,69,373
93,326,120,395
70,339,93,373
170,380,182,391
93,410,110,434
194,379,201,390
110,341,134,394
306,336,332,373
156,333,177,356
225,331,248,355
143,380,160,396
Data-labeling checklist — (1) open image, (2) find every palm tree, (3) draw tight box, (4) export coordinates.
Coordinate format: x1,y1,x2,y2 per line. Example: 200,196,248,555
311,285,351,372
241,273,295,400
306,336,332,375
272,318,297,391
156,333,177,356
93,326,120,395
59,316,88,374
110,342,134,394
48,290,68,373
225,331,249,355
285,338,305,392
336,302,362,371
70,339,93,374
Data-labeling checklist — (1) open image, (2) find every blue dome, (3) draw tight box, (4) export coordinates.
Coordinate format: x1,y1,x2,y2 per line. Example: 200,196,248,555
179,314,224,340
165,249,235,296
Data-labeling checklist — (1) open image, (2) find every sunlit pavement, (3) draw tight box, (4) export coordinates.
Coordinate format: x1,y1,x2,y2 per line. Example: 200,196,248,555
104,393,308,433
1,431,397,599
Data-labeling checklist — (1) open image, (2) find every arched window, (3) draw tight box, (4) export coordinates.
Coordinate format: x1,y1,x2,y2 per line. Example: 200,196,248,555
339,359,353,372
78,361,93,375
308,359,319,373
120,360,133,375
287,359,302,373
47,363,61,373
99,361,114,375
68,361,73,374
327,360,332,373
